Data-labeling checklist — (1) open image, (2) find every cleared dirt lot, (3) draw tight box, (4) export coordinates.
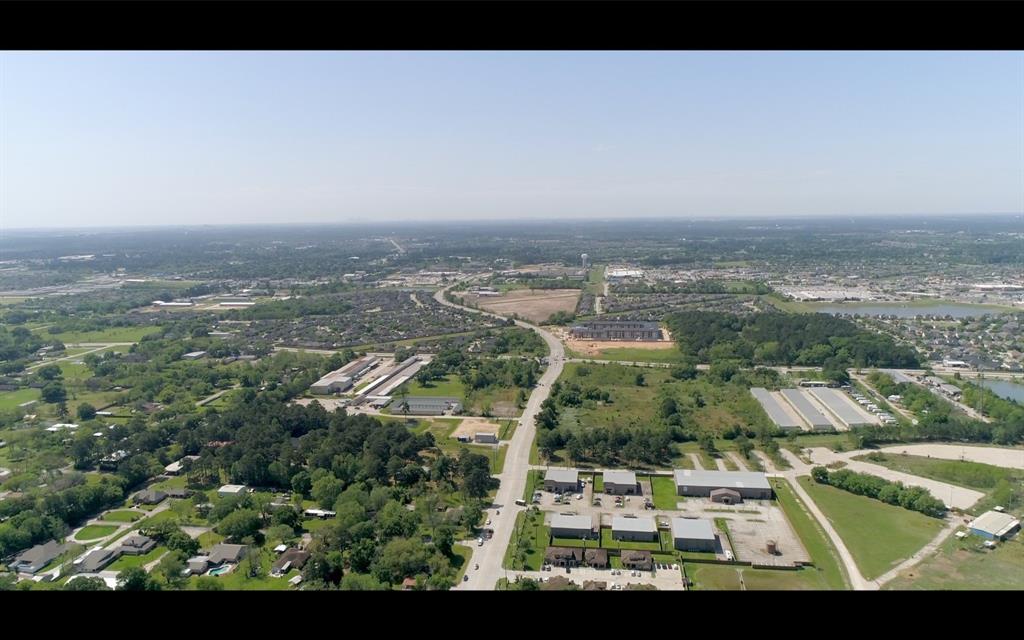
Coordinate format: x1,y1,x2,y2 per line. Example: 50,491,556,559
458,289,581,323
687,498,810,567
450,417,505,440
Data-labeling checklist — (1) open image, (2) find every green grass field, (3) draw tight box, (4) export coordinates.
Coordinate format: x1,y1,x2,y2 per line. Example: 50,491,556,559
0,388,41,410
107,546,167,571
685,562,832,590
100,510,143,523
771,478,849,590
75,524,120,540
650,476,681,509
570,345,684,364
599,527,664,551
799,476,944,580
505,509,550,571
39,326,161,344
522,470,542,502
883,533,1024,590
585,265,605,296
452,544,472,583
398,375,466,398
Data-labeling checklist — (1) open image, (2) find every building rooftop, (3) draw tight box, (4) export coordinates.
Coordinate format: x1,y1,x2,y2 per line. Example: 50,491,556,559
671,517,716,541
545,468,579,484
612,516,657,534
603,470,637,486
971,511,1020,538
550,514,593,532
673,469,771,491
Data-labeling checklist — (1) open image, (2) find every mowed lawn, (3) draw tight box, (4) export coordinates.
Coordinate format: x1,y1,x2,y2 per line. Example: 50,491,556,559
0,388,40,410
650,476,682,510
798,476,944,580
107,546,167,571
75,524,120,540
685,562,831,590
39,326,161,344
884,533,1024,590
99,510,143,523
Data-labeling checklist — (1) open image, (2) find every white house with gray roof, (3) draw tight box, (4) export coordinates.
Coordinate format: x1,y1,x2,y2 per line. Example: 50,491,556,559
673,469,772,500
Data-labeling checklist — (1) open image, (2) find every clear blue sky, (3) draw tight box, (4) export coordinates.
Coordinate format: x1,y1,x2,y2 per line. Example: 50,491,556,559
2,51,1021,228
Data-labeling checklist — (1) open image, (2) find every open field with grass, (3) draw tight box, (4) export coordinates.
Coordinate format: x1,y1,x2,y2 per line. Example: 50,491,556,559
0,388,41,411
35,325,161,344
567,344,685,363
650,476,681,509
798,476,944,580
75,524,119,540
684,562,831,590
770,478,849,589
853,452,1024,516
398,375,466,398
883,532,1024,590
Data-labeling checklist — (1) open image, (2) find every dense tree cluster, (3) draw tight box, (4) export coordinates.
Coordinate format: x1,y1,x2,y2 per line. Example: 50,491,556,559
811,466,946,518
665,311,921,368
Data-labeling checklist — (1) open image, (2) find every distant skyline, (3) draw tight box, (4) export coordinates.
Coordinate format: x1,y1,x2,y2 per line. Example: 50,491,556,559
2,51,1022,229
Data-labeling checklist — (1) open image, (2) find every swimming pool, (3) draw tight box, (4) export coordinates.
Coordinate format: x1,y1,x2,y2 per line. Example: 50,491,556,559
208,566,230,576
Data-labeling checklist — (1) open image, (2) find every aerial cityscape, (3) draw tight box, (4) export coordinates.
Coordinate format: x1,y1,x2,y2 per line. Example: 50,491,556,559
0,51,1021,592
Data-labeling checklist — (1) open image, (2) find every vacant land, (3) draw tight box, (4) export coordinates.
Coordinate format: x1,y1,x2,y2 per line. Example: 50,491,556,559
884,533,1024,590
567,343,684,363
853,452,1024,516
38,326,161,344
459,289,581,323
798,476,944,580
0,388,41,411
505,509,550,571
100,510,143,523
770,478,849,590
685,562,831,590
450,417,506,440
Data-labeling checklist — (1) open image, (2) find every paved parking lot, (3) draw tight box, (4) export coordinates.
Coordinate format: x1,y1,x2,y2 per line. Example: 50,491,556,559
506,564,686,590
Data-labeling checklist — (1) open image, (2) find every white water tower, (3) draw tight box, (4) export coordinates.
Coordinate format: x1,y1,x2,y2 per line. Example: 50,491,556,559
581,253,589,269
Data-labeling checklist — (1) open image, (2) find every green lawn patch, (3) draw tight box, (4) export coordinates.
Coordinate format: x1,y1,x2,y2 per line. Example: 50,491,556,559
452,544,473,583
100,510,143,523
0,388,41,411
522,470,543,503
75,524,119,541
593,474,604,493
769,478,848,590
397,375,466,399
799,476,943,580
599,527,664,551
581,346,684,364
650,476,681,509
504,509,549,571
107,546,167,571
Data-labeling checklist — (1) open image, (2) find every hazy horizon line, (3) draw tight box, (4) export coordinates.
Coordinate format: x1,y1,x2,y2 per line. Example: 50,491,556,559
4,211,1022,234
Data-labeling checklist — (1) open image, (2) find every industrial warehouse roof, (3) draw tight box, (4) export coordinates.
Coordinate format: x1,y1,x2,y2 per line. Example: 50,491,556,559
603,470,637,486
612,516,657,533
671,517,716,541
550,514,593,531
672,469,771,491
545,468,579,484
971,510,1020,538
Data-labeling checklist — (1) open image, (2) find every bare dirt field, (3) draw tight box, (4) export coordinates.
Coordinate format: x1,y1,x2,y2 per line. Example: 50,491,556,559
450,417,504,440
556,327,676,356
458,289,581,323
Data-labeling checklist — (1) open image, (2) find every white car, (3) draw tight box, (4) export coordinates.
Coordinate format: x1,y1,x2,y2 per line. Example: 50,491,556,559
486,519,492,526
477,538,484,547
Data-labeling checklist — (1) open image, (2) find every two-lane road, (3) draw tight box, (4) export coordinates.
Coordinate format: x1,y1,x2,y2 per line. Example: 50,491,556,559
434,279,564,590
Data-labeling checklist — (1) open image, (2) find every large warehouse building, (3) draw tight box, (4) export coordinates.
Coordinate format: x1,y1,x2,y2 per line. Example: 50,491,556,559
611,516,658,542
544,468,580,494
603,470,638,495
673,469,773,500
569,321,662,341
391,396,462,415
